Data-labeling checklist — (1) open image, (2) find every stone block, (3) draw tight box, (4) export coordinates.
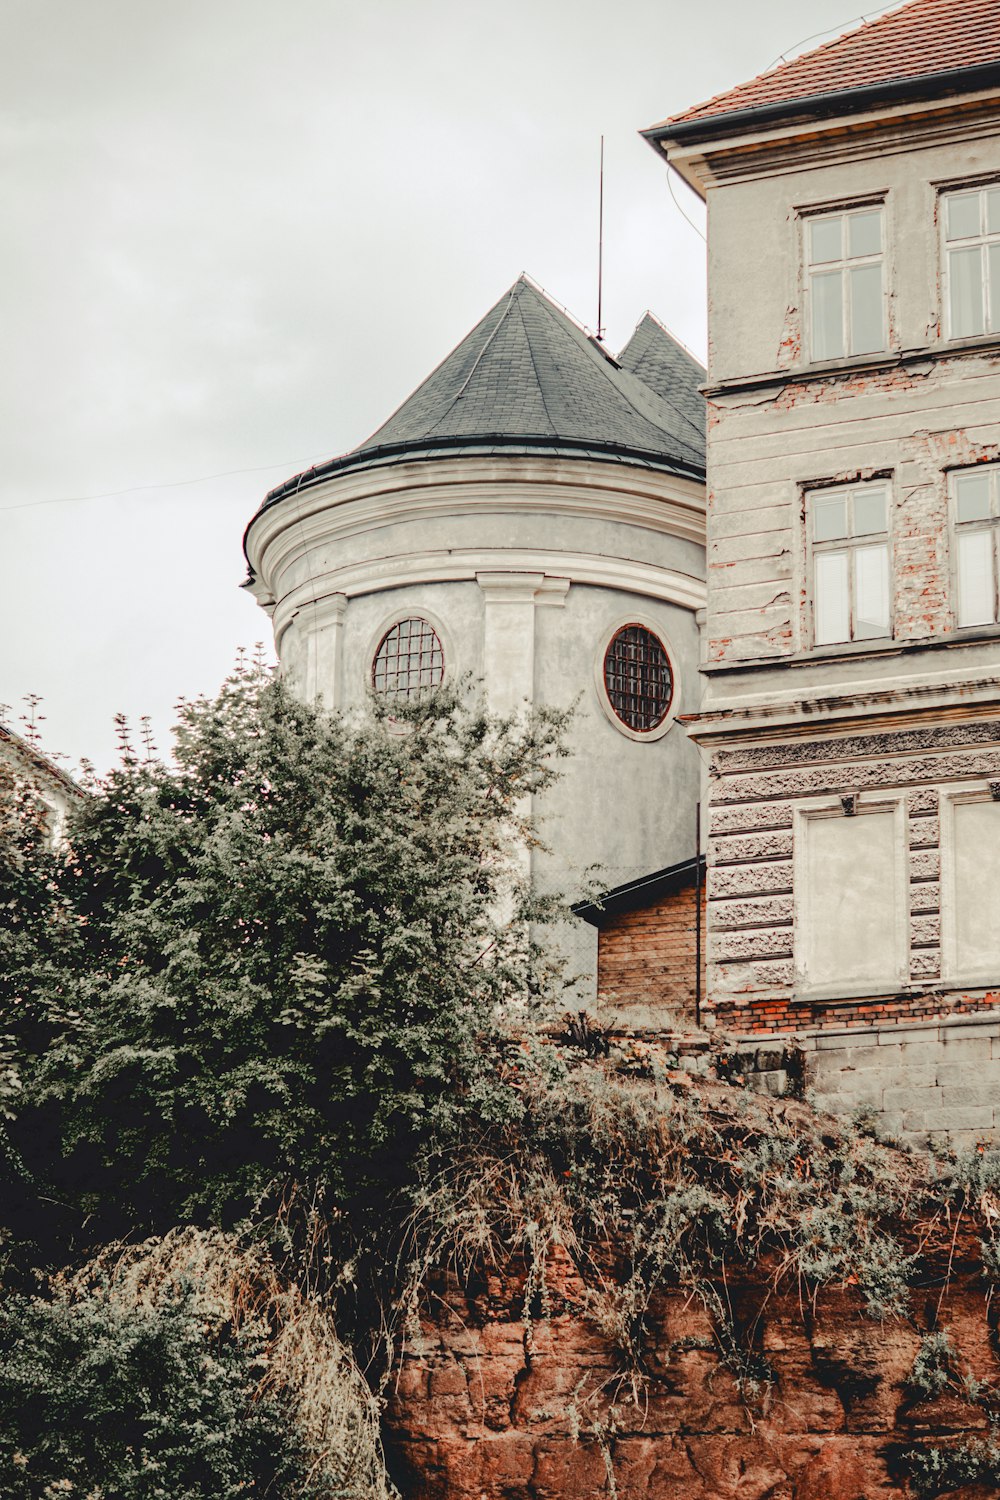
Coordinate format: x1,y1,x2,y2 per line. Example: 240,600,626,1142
812,1088,882,1116
881,1024,939,1047
815,1028,878,1051
936,1059,1000,1087
936,1037,994,1062
868,1064,939,1091
883,1084,943,1113
902,1105,995,1133
940,1084,1000,1109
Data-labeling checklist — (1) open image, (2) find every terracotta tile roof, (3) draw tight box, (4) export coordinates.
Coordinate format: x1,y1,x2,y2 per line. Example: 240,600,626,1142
651,0,1000,133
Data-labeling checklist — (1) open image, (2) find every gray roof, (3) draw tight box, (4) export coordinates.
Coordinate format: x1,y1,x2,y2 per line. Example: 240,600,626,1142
256,276,705,515
618,312,706,446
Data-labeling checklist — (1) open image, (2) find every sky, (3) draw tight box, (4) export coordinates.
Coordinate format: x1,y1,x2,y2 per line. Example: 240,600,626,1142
3,0,888,772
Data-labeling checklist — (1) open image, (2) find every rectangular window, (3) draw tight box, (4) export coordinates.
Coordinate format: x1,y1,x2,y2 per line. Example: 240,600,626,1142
952,466,1000,627
941,792,1000,984
805,206,885,360
795,800,908,996
942,185,1000,339
809,482,891,646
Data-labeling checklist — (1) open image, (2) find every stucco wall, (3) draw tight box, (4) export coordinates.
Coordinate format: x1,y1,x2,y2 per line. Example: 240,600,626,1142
246,453,707,989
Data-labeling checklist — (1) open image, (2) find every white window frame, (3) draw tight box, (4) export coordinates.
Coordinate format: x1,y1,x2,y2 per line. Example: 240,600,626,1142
793,794,909,1000
941,182,1000,341
940,785,1000,987
806,480,893,647
803,203,886,362
950,464,1000,628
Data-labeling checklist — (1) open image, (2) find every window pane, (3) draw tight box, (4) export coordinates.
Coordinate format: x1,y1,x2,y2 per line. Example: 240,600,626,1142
951,801,1000,978
955,470,992,522
947,191,981,240
849,210,881,257
800,811,900,989
811,271,844,359
988,187,1000,236
815,549,850,644
949,246,985,337
850,263,883,354
809,216,842,264
853,486,887,535
957,529,995,626
854,543,890,639
989,243,1000,333
813,492,848,542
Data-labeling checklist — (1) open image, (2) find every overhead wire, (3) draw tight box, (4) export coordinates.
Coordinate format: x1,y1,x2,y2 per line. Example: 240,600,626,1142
0,451,336,515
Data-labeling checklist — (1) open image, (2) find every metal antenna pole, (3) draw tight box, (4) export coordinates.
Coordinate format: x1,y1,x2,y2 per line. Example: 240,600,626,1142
597,135,605,341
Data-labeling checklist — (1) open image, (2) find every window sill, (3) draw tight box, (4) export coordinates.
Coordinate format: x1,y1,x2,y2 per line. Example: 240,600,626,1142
703,336,1000,399
701,621,1000,674
790,981,910,1006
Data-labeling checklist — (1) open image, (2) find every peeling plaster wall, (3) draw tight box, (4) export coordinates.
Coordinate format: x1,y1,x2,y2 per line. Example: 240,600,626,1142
689,101,1000,1107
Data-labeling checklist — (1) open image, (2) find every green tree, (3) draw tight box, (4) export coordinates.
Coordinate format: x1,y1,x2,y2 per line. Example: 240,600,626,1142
0,666,566,1269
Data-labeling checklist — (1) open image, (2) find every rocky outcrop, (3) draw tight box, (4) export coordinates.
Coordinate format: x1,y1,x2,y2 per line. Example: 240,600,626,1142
385,1230,999,1499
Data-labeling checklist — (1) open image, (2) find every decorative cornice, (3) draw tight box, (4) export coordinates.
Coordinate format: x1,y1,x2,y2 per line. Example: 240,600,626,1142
684,677,1000,747
245,454,706,595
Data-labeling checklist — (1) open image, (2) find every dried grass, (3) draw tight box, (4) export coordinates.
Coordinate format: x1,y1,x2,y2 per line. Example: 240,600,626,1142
67,1227,397,1500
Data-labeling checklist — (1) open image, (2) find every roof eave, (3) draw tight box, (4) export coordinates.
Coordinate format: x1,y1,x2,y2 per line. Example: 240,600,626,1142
243,433,706,545
643,58,1000,157
572,854,705,927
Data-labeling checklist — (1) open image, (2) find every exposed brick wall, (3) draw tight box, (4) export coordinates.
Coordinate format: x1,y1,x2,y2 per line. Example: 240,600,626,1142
596,881,705,1027
715,987,1000,1035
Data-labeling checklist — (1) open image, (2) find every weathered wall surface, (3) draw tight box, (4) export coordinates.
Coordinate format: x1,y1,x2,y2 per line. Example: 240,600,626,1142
800,1010,1000,1150
703,718,1000,1031
385,1235,998,1500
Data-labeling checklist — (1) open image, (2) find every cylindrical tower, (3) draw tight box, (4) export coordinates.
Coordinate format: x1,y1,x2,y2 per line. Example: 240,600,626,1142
244,276,706,990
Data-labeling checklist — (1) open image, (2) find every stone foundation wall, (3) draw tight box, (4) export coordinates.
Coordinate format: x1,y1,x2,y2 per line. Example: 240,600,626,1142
796,1010,1000,1150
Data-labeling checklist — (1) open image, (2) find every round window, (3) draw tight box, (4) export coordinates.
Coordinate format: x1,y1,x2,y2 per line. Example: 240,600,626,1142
602,624,673,733
372,617,445,698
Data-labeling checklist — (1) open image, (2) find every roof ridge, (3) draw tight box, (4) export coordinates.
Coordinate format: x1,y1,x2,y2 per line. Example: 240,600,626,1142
514,284,558,437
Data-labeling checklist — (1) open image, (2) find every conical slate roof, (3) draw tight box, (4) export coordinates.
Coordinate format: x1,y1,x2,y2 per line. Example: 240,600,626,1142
257,277,705,514
618,312,706,447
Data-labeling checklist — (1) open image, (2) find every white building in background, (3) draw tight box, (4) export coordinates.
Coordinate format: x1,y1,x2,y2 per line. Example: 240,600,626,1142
243,275,707,989
0,720,83,843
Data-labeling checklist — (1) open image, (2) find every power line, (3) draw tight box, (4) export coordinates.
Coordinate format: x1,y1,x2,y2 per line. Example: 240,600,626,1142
763,0,903,72
0,451,334,515
667,168,706,243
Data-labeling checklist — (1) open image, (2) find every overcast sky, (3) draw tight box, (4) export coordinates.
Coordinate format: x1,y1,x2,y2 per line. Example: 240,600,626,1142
3,0,884,771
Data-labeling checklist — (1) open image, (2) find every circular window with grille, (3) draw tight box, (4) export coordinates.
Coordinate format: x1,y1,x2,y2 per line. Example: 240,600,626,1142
371,616,445,698
600,623,674,737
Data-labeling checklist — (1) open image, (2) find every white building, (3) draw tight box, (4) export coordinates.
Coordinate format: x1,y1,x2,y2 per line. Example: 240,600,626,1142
244,275,706,991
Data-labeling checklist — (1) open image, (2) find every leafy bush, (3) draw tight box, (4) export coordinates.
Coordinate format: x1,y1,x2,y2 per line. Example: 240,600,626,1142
0,666,567,1269
907,1329,959,1401
0,1225,398,1499
0,1280,306,1499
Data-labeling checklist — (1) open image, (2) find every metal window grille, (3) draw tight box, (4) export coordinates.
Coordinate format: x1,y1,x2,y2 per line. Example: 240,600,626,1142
372,617,444,697
603,625,672,732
